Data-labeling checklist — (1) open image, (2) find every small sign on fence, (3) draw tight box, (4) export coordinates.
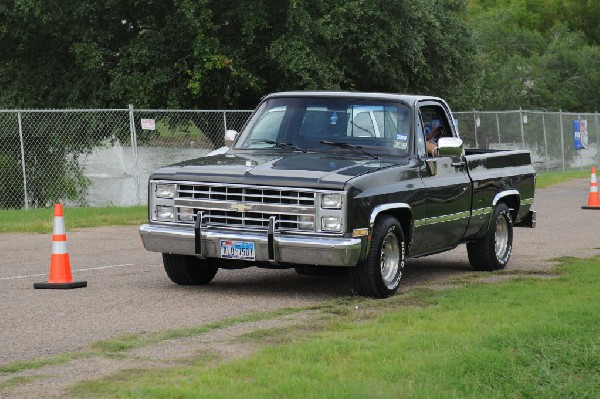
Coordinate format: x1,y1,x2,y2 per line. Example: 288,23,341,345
141,118,156,130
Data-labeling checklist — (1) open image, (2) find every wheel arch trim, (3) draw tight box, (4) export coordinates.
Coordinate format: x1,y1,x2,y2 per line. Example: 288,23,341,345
492,189,520,207
369,203,412,230
369,203,413,253
492,189,520,220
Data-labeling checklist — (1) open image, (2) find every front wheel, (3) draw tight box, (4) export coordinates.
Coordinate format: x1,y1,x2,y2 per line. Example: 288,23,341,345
467,202,513,271
350,215,405,298
162,254,218,285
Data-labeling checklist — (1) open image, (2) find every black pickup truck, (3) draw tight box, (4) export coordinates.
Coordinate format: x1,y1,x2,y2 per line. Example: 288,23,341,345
140,92,536,298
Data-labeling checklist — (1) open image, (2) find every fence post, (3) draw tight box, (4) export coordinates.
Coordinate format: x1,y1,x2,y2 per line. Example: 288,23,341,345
223,111,228,133
559,109,565,171
128,105,141,205
17,112,29,209
495,112,501,145
542,112,548,172
473,110,479,148
519,107,525,148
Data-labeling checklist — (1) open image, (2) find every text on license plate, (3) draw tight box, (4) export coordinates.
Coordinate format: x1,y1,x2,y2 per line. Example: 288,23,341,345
220,240,255,261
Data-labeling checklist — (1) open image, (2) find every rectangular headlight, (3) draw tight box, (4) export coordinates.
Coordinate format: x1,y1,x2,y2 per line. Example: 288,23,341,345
156,205,174,221
321,216,342,232
322,193,342,209
156,183,176,198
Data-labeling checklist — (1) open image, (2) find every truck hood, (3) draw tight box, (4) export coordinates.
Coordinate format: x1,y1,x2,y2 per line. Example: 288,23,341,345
149,151,404,190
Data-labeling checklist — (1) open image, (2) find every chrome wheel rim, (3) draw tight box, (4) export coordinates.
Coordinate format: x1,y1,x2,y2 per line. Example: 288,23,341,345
495,215,509,258
380,231,400,288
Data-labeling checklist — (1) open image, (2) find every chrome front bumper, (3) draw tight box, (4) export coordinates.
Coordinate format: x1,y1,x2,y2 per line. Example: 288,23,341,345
139,224,364,267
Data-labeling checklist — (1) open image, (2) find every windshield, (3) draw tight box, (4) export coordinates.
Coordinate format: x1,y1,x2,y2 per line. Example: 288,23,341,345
234,97,411,157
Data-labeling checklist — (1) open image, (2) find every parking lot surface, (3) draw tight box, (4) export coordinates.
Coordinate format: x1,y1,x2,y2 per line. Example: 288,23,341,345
1,178,599,366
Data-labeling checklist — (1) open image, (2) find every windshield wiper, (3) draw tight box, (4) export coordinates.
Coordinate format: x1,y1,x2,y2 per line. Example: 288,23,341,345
319,140,378,159
250,140,307,153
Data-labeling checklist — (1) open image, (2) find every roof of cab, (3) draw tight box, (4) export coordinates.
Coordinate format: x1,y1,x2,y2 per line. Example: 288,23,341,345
263,91,444,106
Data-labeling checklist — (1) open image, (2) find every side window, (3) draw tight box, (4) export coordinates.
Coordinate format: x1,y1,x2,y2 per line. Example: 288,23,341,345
420,105,452,140
419,104,453,156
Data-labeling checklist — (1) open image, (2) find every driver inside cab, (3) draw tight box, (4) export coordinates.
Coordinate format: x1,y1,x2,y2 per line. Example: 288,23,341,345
426,125,443,156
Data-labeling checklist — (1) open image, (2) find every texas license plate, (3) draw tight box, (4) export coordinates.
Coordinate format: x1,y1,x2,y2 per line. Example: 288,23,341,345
220,240,255,261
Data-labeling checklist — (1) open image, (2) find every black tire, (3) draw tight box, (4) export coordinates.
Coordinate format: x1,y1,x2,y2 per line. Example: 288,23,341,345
350,215,405,298
467,202,513,271
162,253,218,285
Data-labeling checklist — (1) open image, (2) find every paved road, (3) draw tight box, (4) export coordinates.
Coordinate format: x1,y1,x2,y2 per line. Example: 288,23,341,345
1,178,599,366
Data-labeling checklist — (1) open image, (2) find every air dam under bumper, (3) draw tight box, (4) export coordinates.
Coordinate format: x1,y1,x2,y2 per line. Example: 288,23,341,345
139,224,364,267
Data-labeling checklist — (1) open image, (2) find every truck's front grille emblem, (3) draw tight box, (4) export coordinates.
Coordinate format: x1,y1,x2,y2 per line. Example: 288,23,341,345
229,203,254,212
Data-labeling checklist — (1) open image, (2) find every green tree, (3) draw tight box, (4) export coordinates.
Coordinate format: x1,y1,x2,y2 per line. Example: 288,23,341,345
467,0,600,111
204,0,478,110
0,0,478,109
0,0,220,109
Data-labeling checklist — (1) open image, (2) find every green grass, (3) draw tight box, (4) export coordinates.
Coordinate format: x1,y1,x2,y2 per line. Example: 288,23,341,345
0,206,147,233
142,120,208,145
67,257,600,399
155,120,205,140
0,354,75,375
536,169,590,189
0,376,44,391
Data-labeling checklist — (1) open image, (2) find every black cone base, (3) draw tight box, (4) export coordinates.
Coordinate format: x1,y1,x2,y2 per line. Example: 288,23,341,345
581,206,600,210
34,281,87,289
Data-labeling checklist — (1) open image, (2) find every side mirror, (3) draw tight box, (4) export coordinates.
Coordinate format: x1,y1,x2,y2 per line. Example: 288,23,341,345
224,130,238,148
436,137,464,157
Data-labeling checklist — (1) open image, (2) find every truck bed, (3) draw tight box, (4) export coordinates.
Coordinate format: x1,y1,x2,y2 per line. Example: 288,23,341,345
464,148,536,228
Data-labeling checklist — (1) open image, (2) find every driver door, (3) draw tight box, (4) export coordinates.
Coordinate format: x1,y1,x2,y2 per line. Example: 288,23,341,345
415,101,471,253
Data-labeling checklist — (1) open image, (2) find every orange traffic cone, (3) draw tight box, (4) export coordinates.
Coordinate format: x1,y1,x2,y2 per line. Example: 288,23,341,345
582,167,600,210
34,204,87,289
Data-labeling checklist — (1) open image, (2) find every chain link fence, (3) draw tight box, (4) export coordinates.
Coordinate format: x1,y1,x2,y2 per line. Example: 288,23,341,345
0,108,252,209
1,107,598,209
454,110,600,172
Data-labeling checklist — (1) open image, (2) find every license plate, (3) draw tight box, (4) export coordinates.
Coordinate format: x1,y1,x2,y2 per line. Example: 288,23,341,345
220,240,255,261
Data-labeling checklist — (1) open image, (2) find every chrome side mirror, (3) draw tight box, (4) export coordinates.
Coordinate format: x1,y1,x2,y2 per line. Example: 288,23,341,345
436,137,464,157
224,129,238,148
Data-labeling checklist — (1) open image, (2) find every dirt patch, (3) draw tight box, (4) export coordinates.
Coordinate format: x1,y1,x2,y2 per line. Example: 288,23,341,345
476,273,560,284
0,314,311,398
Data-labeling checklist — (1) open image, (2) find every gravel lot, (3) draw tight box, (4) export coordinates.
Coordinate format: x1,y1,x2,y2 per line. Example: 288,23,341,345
1,178,599,371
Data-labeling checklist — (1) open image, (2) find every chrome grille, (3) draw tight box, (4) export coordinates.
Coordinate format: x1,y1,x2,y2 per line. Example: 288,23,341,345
178,184,315,205
175,183,316,231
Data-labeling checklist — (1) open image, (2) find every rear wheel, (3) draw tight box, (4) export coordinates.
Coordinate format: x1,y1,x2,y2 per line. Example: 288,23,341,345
350,215,405,298
467,202,513,271
162,253,218,285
